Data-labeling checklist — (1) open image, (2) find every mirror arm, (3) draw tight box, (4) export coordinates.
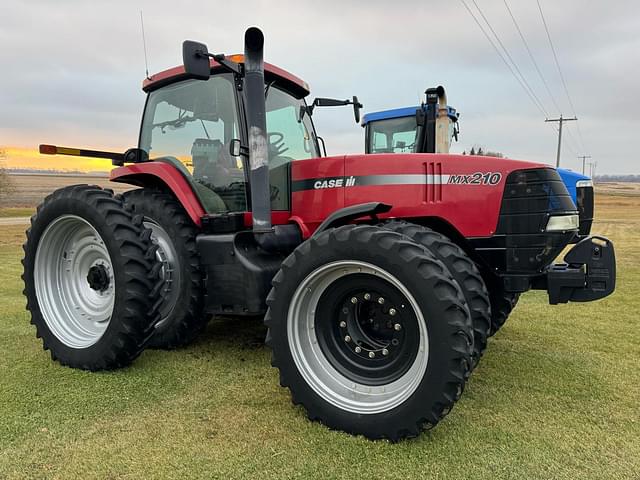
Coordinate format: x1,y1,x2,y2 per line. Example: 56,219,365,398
201,52,243,75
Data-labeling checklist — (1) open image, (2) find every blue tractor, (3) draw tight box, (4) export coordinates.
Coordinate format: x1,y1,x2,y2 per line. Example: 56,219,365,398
361,86,594,236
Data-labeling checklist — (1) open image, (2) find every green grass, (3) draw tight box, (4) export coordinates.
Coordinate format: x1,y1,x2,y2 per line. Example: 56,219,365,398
1,199,639,479
0,208,34,218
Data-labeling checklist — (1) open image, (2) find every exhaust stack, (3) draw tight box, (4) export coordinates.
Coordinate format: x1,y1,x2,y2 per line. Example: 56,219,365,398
243,27,272,234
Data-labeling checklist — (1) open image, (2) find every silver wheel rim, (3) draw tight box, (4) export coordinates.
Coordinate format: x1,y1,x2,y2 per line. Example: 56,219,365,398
144,220,180,328
287,260,429,415
34,215,115,348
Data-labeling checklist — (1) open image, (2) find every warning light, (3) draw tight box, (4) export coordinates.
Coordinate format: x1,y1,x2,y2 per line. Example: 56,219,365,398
39,144,57,155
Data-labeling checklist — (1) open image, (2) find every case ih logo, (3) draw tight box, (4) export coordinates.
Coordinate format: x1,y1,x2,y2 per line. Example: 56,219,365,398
447,172,502,185
313,176,357,189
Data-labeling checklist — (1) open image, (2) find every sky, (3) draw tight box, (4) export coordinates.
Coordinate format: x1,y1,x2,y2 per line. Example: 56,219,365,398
0,0,637,174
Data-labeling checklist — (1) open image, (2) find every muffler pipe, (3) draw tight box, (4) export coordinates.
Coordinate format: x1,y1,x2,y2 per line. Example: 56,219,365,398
243,27,272,234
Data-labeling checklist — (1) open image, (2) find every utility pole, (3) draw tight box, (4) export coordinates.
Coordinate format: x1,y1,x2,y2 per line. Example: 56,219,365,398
578,155,592,175
545,115,578,167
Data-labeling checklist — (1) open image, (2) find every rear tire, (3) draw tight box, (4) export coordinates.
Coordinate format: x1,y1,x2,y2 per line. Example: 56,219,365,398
22,185,161,370
265,225,473,441
122,189,206,349
381,221,491,370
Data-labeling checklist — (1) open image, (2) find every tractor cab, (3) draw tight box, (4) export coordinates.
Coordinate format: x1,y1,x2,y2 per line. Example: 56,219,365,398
362,86,459,155
138,60,320,216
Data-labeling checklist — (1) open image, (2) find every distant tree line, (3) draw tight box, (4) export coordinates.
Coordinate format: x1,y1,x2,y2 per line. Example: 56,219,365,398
461,146,505,158
595,174,640,183
0,149,14,198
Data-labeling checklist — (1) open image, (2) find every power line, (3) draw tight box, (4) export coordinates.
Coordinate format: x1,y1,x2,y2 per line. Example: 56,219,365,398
458,0,548,118
563,125,581,155
469,0,550,118
536,0,587,151
502,0,562,115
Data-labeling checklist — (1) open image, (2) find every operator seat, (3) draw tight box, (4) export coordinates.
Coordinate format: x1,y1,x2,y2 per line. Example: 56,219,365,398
191,138,248,212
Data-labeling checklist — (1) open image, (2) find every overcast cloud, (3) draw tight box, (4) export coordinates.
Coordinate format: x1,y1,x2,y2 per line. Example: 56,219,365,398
0,0,637,173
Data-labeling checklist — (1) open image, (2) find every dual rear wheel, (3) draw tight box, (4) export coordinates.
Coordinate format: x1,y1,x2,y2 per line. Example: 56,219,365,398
22,186,207,370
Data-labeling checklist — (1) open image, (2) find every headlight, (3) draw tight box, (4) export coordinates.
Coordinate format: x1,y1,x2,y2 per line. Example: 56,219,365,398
546,214,579,231
576,180,593,188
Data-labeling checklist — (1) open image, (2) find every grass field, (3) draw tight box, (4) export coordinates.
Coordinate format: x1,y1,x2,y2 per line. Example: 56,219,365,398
0,194,639,479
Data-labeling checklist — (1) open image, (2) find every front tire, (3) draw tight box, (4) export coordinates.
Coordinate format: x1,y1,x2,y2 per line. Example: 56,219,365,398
22,185,161,370
122,189,206,349
265,225,473,441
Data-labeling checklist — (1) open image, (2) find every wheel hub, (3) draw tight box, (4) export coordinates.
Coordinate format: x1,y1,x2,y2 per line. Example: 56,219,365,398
315,273,420,386
87,264,110,292
339,293,403,361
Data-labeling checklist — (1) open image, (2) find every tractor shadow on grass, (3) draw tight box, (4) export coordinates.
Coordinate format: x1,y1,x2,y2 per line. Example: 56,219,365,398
185,314,269,356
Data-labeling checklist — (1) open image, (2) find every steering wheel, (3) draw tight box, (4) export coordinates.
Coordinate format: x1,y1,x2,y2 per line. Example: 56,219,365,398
268,132,289,157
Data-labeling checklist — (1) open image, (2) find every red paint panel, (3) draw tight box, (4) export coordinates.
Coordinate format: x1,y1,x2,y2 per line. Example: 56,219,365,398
110,163,205,227
143,58,309,96
291,156,345,234
344,154,545,237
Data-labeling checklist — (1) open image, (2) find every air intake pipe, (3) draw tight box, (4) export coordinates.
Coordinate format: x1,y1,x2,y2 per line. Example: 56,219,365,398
243,27,272,237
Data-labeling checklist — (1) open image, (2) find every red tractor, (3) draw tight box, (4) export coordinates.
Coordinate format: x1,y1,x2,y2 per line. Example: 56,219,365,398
23,28,615,441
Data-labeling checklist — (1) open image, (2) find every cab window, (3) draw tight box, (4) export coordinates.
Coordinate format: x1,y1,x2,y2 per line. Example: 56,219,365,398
265,87,319,210
139,74,246,213
368,116,419,153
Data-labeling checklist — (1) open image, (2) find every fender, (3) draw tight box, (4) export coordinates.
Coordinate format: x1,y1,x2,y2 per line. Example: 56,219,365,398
110,162,206,226
312,202,392,237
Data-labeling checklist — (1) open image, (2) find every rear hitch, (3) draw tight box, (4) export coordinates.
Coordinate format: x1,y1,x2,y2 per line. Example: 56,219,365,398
543,236,616,304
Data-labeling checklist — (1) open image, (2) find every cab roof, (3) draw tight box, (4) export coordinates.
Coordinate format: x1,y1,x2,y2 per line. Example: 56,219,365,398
361,105,459,126
142,55,310,99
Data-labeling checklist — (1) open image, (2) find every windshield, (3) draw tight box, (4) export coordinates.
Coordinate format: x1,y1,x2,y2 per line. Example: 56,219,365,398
266,86,319,210
367,116,419,154
139,74,247,214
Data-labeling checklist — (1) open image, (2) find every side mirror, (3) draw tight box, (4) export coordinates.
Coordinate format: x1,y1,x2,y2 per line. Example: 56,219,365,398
229,139,242,157
309,96,363,124
352,96,362,124
182,40,211,80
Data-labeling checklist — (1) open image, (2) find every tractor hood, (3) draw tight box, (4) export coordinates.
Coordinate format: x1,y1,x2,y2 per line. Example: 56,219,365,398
291,152,556,238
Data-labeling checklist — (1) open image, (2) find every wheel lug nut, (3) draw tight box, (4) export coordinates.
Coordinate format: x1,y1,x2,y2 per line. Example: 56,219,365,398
355,346,362,353
378,297,385,304
389,308,397,316
394,323,402,331
364,293,371,300
368,351,375,358
344,335,351,342
382,348,389,356
351,297,358,304
339,321,346,328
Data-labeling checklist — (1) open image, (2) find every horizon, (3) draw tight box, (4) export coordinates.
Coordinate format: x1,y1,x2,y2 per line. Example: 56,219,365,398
2,145,639,177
